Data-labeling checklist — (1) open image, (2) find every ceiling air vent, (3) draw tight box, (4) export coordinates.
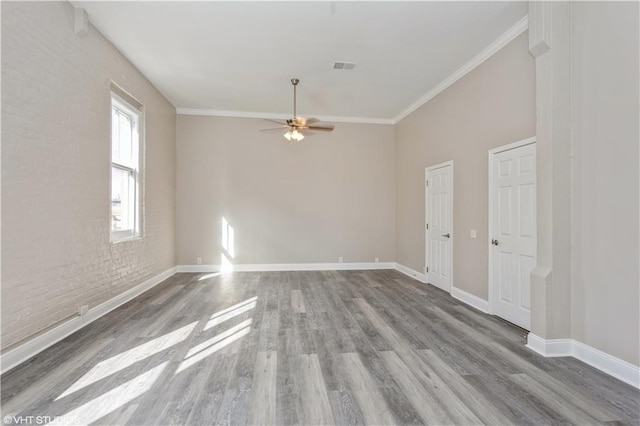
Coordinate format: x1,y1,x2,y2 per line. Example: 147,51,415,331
333,61,356,70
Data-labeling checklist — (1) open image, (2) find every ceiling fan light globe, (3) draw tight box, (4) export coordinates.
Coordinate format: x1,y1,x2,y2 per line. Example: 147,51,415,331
284,129,304,142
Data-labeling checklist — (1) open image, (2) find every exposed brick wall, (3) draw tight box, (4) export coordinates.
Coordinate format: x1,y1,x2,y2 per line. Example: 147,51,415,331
1,1,176,350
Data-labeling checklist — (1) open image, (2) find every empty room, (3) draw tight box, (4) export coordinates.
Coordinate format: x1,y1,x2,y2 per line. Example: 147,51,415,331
1,1,639,425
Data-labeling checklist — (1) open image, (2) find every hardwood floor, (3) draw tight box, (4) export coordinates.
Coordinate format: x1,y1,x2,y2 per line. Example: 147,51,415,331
2,270,639,425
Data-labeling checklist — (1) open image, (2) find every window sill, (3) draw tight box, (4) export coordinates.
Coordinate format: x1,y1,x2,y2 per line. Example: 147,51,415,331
110,232,141,244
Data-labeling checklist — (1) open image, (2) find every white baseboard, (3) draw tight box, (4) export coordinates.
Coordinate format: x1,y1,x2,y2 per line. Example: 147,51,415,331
176,264,218,273
396,267,639,390
450,286,489,313
176,262,396,273
394,263,427,283
1,267,177,375
526,333,573,357
527,333,640,389
9,264,636,392
572,340,640,388
394,265,489,314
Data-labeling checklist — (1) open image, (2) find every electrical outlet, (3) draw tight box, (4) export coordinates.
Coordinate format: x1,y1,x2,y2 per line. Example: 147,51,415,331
470,229,477,239
78,305,89,316
338,256,343,263
375,257,379,263
197,257,202,265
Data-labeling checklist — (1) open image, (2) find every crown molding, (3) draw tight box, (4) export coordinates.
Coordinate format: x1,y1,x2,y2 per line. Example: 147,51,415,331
176,15,528,127
176,108,395,125
392,15,529,124
176,108,288,120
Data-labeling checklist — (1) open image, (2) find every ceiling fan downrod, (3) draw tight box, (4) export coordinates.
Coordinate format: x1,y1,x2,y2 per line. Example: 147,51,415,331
291,78,299,120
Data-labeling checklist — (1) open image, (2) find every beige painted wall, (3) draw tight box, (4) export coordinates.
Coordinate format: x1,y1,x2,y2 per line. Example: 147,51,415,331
570,2,639,365
176,116,395,266
395,33,536,299
1,2,176,350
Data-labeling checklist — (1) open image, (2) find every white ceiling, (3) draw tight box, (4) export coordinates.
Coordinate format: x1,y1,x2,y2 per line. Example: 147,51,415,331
74,1,528,122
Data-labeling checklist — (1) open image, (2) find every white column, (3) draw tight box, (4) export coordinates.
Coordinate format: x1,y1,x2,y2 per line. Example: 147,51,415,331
528,1,573,340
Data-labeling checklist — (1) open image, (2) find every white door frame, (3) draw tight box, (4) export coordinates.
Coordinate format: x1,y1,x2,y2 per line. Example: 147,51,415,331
488,136,536,315
425,160,453,293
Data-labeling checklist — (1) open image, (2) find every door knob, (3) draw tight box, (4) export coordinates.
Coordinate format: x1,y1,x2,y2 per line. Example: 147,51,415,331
442,233,450,238
491,239,499,246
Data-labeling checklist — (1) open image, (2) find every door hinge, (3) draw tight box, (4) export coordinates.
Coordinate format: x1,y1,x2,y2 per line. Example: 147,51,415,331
426,179,429,187
426,223,429,230
426,266,429,273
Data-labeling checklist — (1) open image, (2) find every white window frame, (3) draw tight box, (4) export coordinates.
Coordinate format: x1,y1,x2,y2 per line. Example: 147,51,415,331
110,92,142,242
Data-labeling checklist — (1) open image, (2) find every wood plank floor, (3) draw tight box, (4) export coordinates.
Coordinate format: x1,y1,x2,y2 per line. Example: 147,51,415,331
2,270,639,425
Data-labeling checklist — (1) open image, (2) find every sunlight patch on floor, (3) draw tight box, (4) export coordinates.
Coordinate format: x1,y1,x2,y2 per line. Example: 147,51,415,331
203,297,257,331
62,361,168,425
56,322,197,400
176,319,252,374
198,271,226,281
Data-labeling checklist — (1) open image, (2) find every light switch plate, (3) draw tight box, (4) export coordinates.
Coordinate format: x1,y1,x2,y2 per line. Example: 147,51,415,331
470,229,477,239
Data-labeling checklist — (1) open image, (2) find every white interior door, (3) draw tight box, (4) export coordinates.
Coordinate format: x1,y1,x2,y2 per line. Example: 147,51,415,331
426,163,453,292
489,141,536,330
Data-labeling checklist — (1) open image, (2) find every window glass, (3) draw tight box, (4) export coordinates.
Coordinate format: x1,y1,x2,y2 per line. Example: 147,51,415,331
111,166,134,232
110,93,141,242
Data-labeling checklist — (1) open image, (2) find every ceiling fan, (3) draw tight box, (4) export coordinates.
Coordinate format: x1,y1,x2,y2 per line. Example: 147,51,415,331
260,78,335,142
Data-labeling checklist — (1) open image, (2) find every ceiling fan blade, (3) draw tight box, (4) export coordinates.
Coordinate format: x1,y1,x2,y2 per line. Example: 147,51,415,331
263,119,287,126
307,124,335,132
260,126,289,132
294,117,319,125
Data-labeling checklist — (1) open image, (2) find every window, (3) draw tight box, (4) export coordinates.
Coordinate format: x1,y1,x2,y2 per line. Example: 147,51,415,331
110,92,141,242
